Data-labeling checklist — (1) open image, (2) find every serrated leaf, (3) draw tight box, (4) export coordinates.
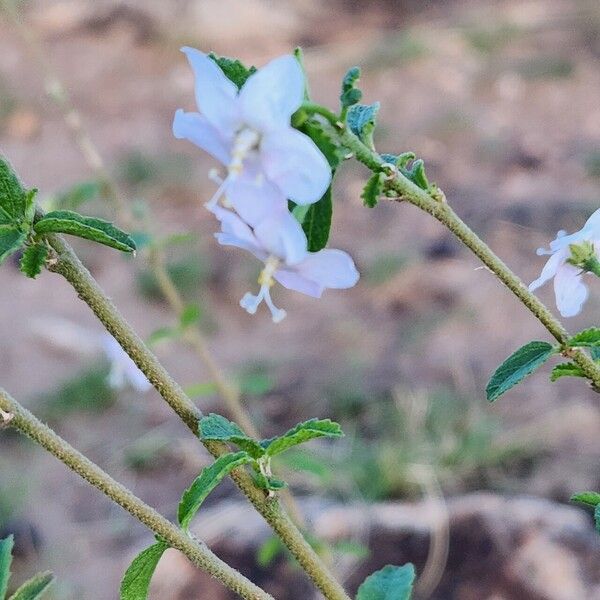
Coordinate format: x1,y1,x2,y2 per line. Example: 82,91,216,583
361,172,385,208
208,53,256,89
120,542,167,600
0,535,14,599
571,491,600,508
179,304,201,329
567,328,600,347
486,341,556,402
254,472,288,491
347,103,379,147
0,227,26,265
20,244,48,279
33,210,136,253
340,66,362,109
178,451,252,531
356,564,415,600
8,571,54,600
550,362,585,382
199,413,265,458
262,418,343,457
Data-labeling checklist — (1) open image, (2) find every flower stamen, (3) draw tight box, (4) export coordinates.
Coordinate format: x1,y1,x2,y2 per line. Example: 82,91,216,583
239,256,286,323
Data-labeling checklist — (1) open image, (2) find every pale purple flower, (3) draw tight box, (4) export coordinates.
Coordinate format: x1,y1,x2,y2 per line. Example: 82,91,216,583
173,48,331,225
101,334,152,393
529,208,600,317
211,205,359,322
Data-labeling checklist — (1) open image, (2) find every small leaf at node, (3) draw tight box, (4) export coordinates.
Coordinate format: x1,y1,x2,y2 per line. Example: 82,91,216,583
340,66,362,109
567,327,600,347
361,172,386,208
347,103,380,148
486,341,556,402
0,227,27,265
199,413,265,458
550,362,585,382
20,244,48,279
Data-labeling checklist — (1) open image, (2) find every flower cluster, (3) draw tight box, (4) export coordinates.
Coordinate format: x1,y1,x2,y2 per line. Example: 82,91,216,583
173,48,359,322
530,208,600,317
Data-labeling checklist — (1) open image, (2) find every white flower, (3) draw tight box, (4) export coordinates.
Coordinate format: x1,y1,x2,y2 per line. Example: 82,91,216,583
173,48,331,225
211,205,359,322
529,208,600,317
101,334,152,392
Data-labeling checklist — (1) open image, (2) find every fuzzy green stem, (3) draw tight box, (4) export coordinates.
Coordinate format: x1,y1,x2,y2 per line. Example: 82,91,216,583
45,235,351,600
300,103,600,389
0,388,273,600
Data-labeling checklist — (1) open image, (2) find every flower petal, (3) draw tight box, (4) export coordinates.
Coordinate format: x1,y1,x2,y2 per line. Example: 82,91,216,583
239,55,304,131
294,249,360,289
211,205,265,259
253,211,307,265
226,169,287,227
529,248,567,292
261,128,331,205
583,208,600,234
553,263,589,317
182,47,240,136
172,109,231,164
274,269,323,298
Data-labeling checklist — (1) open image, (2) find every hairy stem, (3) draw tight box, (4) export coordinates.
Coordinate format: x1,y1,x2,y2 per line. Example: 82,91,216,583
0,389,273,600
45,235,350,600
302,103,600,388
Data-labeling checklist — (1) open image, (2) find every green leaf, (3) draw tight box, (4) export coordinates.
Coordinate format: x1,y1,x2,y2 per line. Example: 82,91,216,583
550,362,585,381
8,571,54,600
0,156,36,226
178,451,252,531
254,472,288,491
20,244,48,279
356,564,415,600
592,346,600,361
0,535,14,599
33,210,136,253
340,66,362,109
394,152,431,191
571,491,600,508
179,304,201,329
595,504,600,533
120,542,167,600
0,227,26,265
208,53,256,89
199,413,265,458
567,328,600,347
347,103,379,147
293,120,339,251
262,418,343,457
294,187,332,252
486,341,556,402
361,172,385,208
